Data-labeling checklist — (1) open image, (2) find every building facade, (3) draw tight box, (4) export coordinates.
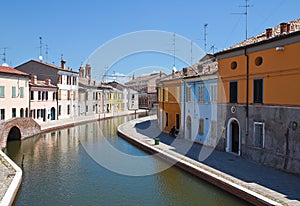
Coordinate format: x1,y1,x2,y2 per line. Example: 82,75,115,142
16,60,79,120
215,19,300,174
0,66,30,121
125,72,166,108
29,75,57,123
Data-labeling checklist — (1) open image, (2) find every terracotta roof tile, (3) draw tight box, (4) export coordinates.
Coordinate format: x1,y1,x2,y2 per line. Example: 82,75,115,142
223,18,300,51
0,66,29,76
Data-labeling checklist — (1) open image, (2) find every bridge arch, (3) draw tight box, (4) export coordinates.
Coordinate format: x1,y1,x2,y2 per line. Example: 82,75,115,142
0,118,41,149
7,126,21,141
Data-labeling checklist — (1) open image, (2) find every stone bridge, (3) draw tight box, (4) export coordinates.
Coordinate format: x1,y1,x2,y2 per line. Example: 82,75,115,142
0,118,41,149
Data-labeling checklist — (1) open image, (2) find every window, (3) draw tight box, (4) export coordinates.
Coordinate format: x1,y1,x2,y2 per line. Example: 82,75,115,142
0,86,5,98
198,85,204,102
175,86,180,101
0,109,5,120
231,61,237,70
20,108,24,117
37,109,41,118
46,91,48,100
86,92,88,100
53,92,56,101
198,118,204,135
229,81,238,103
58,90,61,100
255,57,263,66
12,108,16,118
20,87,24,98
30,91,34,100
73,77,77,85
38,91,41,100
12,86,16,98
67,90,71,100
186,86,191,102
58,75,62,84
165,113,169,127
164,88,168,101
211,84,217,103
73,91,76,100
253,122,264,148
67,105,70,115
58,105,61,115
86,106,88,112
253,79,263,104
211,121,217,139
176,114,180,129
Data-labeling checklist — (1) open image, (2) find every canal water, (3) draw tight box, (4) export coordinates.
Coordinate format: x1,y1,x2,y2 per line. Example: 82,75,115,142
5,115,251,206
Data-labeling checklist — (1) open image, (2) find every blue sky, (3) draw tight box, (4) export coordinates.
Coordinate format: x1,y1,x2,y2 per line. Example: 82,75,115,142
1,0,299,81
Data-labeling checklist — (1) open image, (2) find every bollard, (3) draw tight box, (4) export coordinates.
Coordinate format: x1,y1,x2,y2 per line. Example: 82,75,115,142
154,138,160,145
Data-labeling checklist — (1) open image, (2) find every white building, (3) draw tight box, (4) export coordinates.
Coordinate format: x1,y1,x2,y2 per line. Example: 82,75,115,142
0,66,30,121
16,60,79,120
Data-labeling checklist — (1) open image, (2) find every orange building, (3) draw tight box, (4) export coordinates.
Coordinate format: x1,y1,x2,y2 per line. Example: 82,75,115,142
215,19,300,175
157,72,182,134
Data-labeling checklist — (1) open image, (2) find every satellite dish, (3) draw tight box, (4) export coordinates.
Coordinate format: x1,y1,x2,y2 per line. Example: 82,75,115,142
172,66,177,72
39,55,43,61
1,63,9,67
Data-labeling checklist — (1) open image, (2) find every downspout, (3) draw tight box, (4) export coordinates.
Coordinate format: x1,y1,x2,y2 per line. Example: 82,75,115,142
183,78,186,138
244,48,249,136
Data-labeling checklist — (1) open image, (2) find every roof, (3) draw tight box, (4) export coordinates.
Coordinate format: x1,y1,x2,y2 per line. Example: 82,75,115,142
17,60,78,74
157,54,218,83
0,66,29,76
217,18,300,54
125,72,166,85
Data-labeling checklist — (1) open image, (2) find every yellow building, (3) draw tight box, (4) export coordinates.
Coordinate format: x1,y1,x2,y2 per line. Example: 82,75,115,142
157,72,182,134
215,19,300,175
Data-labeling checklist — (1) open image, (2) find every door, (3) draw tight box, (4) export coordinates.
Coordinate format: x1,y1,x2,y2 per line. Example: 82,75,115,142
231,120,239,154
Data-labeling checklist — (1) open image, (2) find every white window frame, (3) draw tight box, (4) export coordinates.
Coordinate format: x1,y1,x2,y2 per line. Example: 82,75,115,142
253,122,265,148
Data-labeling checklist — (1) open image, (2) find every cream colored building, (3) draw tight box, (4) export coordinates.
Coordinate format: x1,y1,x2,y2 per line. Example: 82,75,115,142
0,66,30,121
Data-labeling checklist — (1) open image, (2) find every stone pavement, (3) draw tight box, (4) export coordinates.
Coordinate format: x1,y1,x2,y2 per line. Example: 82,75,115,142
118,115,300,206
0,153,14,204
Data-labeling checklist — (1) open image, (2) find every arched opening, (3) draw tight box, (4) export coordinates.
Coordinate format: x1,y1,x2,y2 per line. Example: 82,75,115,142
7,126,21,142
25,108,29,117
226,118,240,155
50,107,56,120
186,116,192,140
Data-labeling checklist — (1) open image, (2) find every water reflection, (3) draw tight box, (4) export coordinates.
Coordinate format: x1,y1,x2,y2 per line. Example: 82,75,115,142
5,114,251,206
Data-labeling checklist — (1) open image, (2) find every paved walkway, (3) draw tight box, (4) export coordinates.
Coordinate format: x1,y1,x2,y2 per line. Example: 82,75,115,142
118,115,300,206
0,153,15,204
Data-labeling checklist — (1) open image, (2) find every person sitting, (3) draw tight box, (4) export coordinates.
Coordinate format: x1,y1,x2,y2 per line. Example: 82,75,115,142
169,126,177,137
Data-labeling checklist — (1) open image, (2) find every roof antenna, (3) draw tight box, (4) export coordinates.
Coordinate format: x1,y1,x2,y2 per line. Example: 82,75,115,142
1,47,8,66
204,23,208,52
39,37,43,62
232,0,252,40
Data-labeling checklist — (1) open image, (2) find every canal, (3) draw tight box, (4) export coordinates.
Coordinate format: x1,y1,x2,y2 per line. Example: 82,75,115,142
5,114,251,206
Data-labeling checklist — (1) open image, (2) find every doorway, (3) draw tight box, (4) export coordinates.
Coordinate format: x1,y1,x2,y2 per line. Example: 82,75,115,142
226,118,240,155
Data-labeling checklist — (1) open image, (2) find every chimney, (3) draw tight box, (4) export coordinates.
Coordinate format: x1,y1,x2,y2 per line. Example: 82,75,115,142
61,60,66,70
183,67,188,76
31,75,37,84
79,65,84,77
266,28,273,38
287,23,291,33
45,79,51,85
280,22,288,34
85,63,91,79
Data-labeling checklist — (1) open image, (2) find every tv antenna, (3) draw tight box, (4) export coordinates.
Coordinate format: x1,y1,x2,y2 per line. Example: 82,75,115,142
39,37,43,61
204,23,208,52
172,33,176,71
232,0,252,39
45,44,49,62
1,47,8,65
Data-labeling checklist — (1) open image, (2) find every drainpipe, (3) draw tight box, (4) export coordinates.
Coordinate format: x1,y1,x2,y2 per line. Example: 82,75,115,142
244,48,249,136
182,78,186,138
